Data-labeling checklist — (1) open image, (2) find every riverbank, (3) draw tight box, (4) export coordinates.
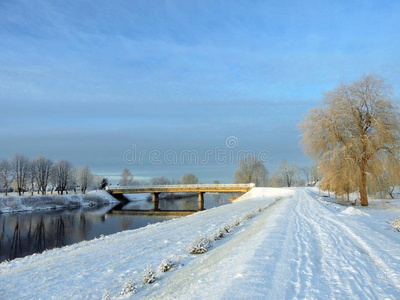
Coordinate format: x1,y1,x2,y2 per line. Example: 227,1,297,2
1,187,399,299
0,191,118,214
0,188,294,299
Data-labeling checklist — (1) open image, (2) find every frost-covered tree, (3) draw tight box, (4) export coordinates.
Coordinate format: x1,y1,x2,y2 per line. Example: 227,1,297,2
180,173,199,184
11,154,30,196
0,159,11,195
90,175,106,190
274,160,299,187
52,159,73,195
78,166,93,194
299,74,400,206
33,156,53,195
269,175,286,187
233,156,268,187
310,165,322,184
28,160,37,196
301,166,310,186
119,168,133,186
151,176,171,185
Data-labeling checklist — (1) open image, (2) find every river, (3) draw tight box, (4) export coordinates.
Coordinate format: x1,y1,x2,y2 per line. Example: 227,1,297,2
0,193,231,263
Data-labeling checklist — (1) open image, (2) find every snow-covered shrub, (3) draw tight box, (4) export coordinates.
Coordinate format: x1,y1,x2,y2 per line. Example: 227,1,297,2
223,224,233,233
142,265,156,284
245,211,256,219
101,290,110,300
233,218,241,226
212,227,226,240
392,217,400,232
159,259,173,273
188,234,211,254
119,279,137,295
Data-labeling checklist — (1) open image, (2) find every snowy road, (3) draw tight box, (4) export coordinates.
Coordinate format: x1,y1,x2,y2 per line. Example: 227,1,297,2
1,188,400,299
145,189,400,300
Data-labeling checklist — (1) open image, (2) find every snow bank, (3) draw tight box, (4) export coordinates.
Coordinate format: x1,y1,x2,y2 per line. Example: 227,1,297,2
0,188,293,299
341,207,369,216
0,190,118,214
234,187,295,202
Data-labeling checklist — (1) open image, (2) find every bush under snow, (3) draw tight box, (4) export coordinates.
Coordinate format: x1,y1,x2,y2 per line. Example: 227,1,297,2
392,217,400,232
159,259,174,273
101,290,110,300
188,234,211,254
212,227,227,240
119,279,137,295
142,265,156,284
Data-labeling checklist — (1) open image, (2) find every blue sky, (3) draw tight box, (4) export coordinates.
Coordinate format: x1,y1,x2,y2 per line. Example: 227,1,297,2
1,0,399,183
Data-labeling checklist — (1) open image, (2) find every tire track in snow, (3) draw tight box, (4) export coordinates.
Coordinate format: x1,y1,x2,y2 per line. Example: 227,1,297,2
289,191,325,300
144,189,400,300
143,196,291,300
301,189,400,299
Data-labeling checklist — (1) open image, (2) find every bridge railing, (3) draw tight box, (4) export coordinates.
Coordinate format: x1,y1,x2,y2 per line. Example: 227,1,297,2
106,183,255,190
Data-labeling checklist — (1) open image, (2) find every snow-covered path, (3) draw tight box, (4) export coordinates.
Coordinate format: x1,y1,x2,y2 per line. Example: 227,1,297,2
145,189,400,299
1,188,400,299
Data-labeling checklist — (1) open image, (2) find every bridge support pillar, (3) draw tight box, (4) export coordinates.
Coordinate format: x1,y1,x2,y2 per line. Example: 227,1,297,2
198,192,205,211
152,193,160,211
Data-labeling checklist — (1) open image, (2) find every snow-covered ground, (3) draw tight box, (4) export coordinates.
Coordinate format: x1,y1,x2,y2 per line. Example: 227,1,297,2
1,188,400,299
0,191,118,213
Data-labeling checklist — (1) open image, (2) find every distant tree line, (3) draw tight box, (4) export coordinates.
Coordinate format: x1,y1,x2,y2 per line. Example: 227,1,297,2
118,168,200,186
117,158,314,189
233,156,312,188
0,154,108,196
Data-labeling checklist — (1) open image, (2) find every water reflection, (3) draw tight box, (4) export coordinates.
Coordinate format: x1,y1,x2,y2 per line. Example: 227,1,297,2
119,193,231,211
0,193,232,263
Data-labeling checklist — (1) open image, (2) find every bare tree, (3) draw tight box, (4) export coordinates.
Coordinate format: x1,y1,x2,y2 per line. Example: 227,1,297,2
299,74,400,206
151,176,171,185
269,175,286,187
120,168,133,186
301,166,310,186
90,175,107,190
52,160,73,195
274,160,299,187
33,156,53,195
28,160,37,196
68,168,78,193
11,154,30,196
0,160,11,195
78,166,93,194
310,165,322,184
180,174,199,184
233,157,268,187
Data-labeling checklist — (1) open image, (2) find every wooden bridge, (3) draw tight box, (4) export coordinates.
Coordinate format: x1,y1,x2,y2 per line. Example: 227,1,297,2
106,184,255,211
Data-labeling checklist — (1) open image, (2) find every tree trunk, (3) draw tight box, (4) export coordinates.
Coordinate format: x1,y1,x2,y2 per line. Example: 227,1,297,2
389,187,395,199
359,163,368,206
